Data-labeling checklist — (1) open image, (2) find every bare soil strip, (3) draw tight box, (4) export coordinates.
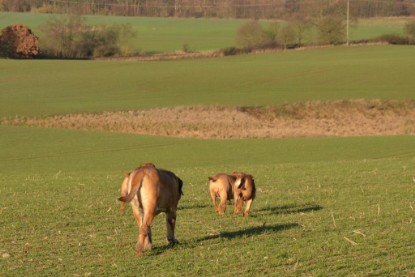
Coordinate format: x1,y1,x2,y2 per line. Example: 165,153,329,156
2,100,414,139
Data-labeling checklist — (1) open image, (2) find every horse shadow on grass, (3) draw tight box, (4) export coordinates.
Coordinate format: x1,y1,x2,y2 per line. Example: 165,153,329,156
254,202,323,216
148,222,299,256
147,203,321,255
196,222,299,243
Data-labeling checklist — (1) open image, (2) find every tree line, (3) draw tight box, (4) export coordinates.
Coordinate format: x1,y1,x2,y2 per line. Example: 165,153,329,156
0,15,137,59
1,0,414,19
2,14,415,59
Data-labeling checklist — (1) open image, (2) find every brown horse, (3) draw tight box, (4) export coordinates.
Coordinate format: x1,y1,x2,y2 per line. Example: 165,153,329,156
231,171,256,217
208,171,256,216
119,163,183,255
208,173,235,215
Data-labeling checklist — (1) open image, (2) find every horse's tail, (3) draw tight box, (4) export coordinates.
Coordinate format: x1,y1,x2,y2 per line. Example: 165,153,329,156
118,170,146,203
177,177,184,196
119,172,131,213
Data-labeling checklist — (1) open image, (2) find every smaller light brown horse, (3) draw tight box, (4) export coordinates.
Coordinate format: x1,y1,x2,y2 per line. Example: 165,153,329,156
208,171,256,216
119,163,183,255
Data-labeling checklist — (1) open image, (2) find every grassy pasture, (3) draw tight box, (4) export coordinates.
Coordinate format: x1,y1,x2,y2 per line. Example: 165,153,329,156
0,12,409,53
1,45,415,118
0,126,414,275
1,13,415,275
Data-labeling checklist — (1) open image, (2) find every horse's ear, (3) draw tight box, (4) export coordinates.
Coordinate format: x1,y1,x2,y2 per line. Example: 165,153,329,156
208,176,216,182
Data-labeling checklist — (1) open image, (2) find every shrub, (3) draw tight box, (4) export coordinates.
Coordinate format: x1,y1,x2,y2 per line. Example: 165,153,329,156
221,46,251,56
278,24,297,49
404,20,415,38
290,17,312,47
76,29,120,58
112,23,137,56
262,21,279,47
315,16,346,45
221,47,239,56
0,24,39,58
0,28,17,57
236,20,266,50
376,34,410,45
40,15,137,59
40,15,84,58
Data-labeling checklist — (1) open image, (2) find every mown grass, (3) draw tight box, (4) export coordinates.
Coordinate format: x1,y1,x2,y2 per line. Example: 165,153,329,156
0,12,409,52
1,45,415,118
0,126,414,275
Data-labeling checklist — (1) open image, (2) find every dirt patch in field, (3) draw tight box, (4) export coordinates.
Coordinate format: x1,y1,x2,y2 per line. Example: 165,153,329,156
2,100,415,138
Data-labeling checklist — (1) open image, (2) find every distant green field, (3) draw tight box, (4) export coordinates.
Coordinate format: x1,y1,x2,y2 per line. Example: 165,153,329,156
1,45,414,118
352,17,407,40
0,12,245,52
0,12,409,53
1,126,414,275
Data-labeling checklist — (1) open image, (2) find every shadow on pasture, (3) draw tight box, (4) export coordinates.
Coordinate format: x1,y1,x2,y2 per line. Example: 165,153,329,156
147,223,299,255
255,203,323,216
196,222,299,242
147,243,181,256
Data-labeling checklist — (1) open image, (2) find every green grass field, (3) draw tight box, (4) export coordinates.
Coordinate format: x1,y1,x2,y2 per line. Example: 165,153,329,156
1,13,415,275
351,17,407,40
1,45,415,118
1,126,414,275
0,12,409,52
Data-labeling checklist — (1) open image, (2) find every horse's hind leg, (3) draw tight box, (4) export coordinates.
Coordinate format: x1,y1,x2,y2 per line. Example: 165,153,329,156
130,201,144,253
243,199,253,217
234,196,243,215
136,211,154,255
210,190,218,212
166,209,179,244
136,193,157,255
217,190,228,215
